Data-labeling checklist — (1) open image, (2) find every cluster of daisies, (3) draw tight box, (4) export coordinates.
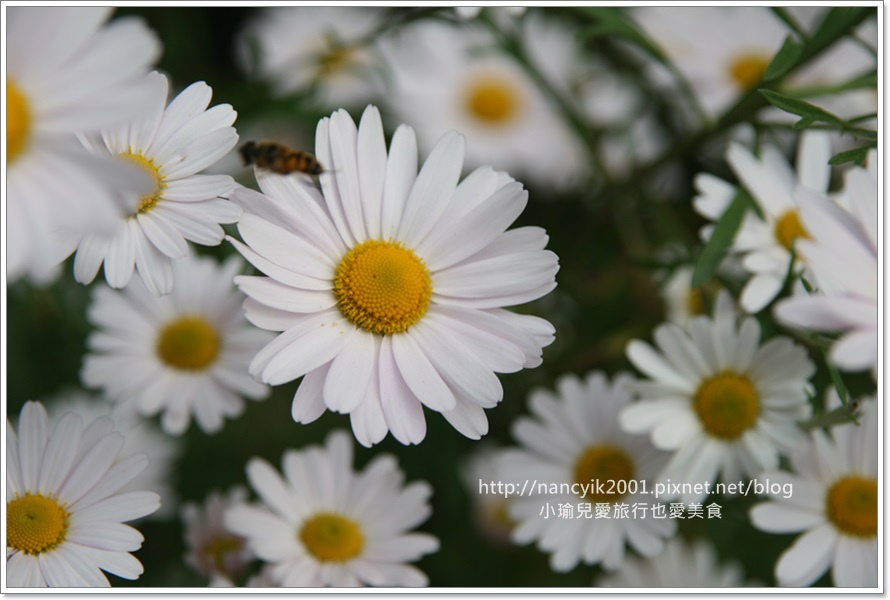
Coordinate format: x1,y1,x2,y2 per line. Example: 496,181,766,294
6,5,877,590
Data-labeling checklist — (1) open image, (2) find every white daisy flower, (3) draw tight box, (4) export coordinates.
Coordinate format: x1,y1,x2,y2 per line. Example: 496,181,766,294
237,6,384,107
774,152,878,374
380,20,586,187
182,487,255,583
224,430,440,587
230,104,557,446
7,7,160,283
498,371,677,572
45,391,182,520
750,397,878,587
80,254,273,436
74,71,242,296
596,537,748,588
619,291,815,504
658,265,720,328
461,445,514,546
6,401,160,587
693,129,833,313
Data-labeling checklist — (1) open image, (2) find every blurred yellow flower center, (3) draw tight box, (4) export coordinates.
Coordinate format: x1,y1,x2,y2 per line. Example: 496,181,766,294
299,513,364,562
693,371,760,440
574,445,635,502
7,79,30,164
7,494,70,555
157,316,221,371
333,239,432,336
204,535,245,574
465,77,522,126
119,150,166,214
826,475,877,538
687,287,706,316
316,38,357,78
774,209,810,252
728,53,770,89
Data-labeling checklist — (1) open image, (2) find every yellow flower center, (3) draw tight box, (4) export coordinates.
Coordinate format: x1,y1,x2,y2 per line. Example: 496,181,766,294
333,239,432,336
693,371,760,440
464,76,522,126
156,316,221,371
687,287,706,316
119,150,166,214
316,36,357,79
7,79,31,164
728,53,771,89
299,513,364,563
7,494,70,555
774,209,810,252
574,445,636,503
204,535,245,574
826,475,877,538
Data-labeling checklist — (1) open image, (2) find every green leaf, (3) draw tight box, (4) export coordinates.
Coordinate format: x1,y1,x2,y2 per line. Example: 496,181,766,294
810,7,873,50
764,36,804,81
692,189,752,287
829,146,873,166
578,7,668,64
758,89,847,127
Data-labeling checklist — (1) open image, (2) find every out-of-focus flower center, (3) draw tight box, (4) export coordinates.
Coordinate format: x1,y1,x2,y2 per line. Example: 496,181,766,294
574,444,635,502
203,535,246,576
315,36,358,79
156,316,221,371
774,209,810,252
826,475,877,538
693,371,760,440
333,239,432,336
7,79,30,164
299,513,364,563
7,493,70,555
464,76,523,126
119,150,166,214
728,53,771,89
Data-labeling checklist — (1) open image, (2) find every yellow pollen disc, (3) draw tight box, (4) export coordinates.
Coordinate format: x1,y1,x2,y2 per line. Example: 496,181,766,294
7,494,70,555
119,150,166,214
299,513,364,563
465,77,522,126
7,79,31,164
574,445,635,503
774,209,810,252
333,239,432,336
693,371,760,440
728,53,771,89
826,475,877,538
204,535,244,574
316,37,357,78
156,316,221,371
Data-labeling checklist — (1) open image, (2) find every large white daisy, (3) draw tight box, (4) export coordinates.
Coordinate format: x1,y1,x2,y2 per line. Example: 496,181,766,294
7,7,160,283
182,487,255,584
224,430,440,587
774,152,878,374
595,537,749,588
619,291,815,503
380,19,586,187
693,130,833,313
6,401,160,587
230,104,557,446
236,6,384,108
45,391,182,520
80,254,273,436
498,371,676,572
750,397,878,587
74,71,242,296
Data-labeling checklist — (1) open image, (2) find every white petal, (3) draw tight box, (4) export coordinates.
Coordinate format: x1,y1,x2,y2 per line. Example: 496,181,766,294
324,330,377,414
291,365,330,424
378,336,427,445
380,124,418,239
357,106,387,239
750,501,825,533
775,524,837,587
391,332,456,412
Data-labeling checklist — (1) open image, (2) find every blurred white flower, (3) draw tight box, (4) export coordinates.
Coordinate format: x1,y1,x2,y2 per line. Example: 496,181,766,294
499,371,676,572
6,401,160,587
7,7,160,283
454,6,526,20
182,487,255,583
381,20,586,187
45,391,181,520
750,397,877,587
657,265,719,328
620,291,815,503
225,430,439,587
75,72,241,296
237,6,384,107
774,152,878,374
693,130,833,313
231,105,557,446
81,254,273,436
461,445,515,546
596,537,748,587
